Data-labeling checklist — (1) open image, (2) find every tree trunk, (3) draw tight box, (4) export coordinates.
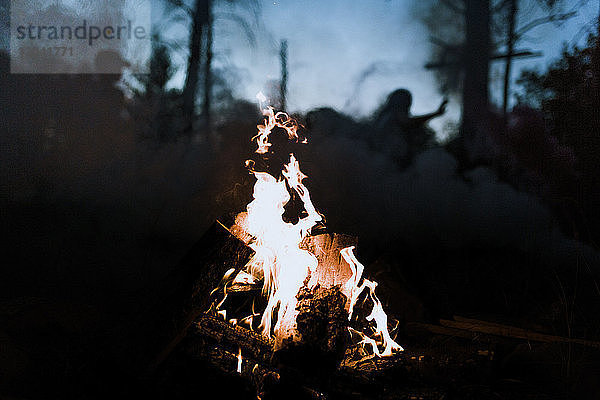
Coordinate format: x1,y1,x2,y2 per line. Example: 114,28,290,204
182,0,208,135
461,0,490,162
503,0,518,121
279,40,288,111
202,0,213,130
595,0,600,127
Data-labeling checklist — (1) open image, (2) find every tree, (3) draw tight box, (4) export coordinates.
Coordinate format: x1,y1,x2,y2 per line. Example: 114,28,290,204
202,0,213,129
461,0,491,161
127,33,176,142
163,0,260,136
502,0,518,119
147,35,174,96
516,33,600,244
280,39,288,111
423,0,582,162
499,0,577,119
181,0,209,135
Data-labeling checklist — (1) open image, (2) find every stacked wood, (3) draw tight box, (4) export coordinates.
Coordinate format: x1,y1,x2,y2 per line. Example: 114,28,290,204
192,313,273,365
117,220,254,374
147,221,254,371
152,223,498,398
183,314,482,400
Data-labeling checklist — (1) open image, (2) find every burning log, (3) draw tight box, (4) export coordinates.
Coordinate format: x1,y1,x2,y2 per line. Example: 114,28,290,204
192,313,273,365
294,285,349,357
182,313,474,400
148,221,254,371
274,285,350,387
299,233,358,288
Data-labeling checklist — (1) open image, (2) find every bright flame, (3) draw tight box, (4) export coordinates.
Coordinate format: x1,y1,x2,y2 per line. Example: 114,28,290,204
237,347,243,373
340,247,403,355
253,106,300,154
242,154,321,340
211,101,402,358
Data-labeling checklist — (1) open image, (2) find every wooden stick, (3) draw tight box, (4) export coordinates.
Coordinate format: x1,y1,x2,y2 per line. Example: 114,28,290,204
440,316,600,349
406,322,495,342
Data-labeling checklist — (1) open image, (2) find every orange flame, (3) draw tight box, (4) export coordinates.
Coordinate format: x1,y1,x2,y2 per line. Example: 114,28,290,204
237,347,243,373
242,153,321,340
212,99,402,358
253,104,300,154
340,247,403,356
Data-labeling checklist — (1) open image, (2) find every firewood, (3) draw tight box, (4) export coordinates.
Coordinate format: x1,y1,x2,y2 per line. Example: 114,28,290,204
275,285,350,382
226,281,262,294
405,321,492,342
182,337,333,400
230,214,358,288
184,314,494,399
190,313,274,365
127,220,254,374
299,232,358,287
442,316,600,349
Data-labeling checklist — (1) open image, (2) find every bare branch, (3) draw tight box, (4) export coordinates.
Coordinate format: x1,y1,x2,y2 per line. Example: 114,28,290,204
429,36,461,49
214,12,257,47
515,11,576,38
493,0,512,13
164,0,193,17
440,0,465,14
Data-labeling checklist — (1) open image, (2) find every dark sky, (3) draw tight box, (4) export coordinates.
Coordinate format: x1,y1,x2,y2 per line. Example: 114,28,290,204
3,0,596,138
185,0,597,138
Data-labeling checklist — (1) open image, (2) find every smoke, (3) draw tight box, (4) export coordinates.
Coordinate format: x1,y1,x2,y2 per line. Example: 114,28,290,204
302,109,599,273
1,57,597,322
0,54,260,304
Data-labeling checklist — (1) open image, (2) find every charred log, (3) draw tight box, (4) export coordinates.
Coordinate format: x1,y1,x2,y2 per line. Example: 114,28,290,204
147,221,253,371
119,220,253,374
274,284,350,389
191,313,273,365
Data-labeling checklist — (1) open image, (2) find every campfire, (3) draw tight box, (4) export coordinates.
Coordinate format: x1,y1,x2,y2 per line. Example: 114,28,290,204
207,95,402,360
133,97,415,399
131,97,600,400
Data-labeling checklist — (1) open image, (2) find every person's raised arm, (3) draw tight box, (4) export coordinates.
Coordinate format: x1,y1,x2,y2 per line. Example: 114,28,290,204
407,98,448,127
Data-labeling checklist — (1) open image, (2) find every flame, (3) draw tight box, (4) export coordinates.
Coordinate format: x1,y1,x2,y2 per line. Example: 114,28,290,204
242,153,321,339
237,347,243,373
211,100,402,358
339,246,403,355
253,105,300,154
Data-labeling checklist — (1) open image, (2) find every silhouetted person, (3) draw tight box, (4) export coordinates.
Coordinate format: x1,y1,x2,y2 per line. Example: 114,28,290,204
373,89,447,166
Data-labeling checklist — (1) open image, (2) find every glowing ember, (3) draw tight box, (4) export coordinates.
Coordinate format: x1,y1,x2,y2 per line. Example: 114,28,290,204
210,100,402,358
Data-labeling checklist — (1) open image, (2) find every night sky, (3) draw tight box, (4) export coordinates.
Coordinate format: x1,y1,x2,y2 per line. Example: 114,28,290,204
159,0,598,138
